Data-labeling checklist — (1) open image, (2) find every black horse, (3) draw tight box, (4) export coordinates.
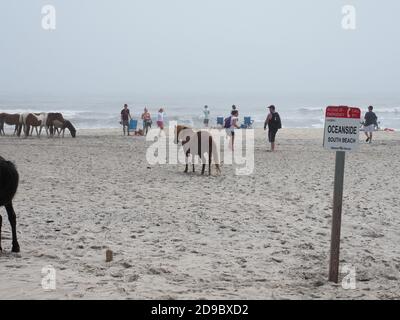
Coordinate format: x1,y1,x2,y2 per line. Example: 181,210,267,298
0,156,20,253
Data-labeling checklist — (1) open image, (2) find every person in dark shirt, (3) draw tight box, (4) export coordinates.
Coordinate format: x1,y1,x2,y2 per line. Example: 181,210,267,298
364,106,378,143
264,105,282,152
121,104,132,136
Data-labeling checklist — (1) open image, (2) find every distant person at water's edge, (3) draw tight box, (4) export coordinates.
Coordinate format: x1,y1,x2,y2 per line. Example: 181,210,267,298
364,106,378,143
203,105,210,128
264,105,282,152
121,104,132,136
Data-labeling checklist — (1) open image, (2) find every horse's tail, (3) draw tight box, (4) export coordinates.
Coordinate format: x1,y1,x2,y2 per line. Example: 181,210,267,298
210,135,221,174
0,158,19,207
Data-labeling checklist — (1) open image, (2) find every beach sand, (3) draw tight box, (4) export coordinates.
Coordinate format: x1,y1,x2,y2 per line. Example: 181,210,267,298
0,128,399,299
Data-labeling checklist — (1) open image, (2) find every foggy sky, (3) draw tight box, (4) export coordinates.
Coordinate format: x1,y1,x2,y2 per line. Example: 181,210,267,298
0,0,399,97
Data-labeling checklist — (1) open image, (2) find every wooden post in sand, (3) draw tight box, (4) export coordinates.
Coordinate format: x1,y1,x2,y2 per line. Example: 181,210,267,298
328,151,345,283
324,106,361,283
106,249,113,262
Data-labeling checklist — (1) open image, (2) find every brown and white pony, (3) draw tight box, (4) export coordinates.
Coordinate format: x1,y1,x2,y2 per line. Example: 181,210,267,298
20,112,48,137
0,113,22,136
174,125,221,175
0,156,20,253
47,113,76,138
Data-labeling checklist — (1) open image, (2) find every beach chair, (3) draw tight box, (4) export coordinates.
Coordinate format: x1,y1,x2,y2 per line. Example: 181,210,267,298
241,116,254,129
129,119,138,131
217,116,224,127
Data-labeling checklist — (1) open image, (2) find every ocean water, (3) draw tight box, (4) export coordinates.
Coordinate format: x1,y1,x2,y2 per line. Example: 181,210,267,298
0,94,399,130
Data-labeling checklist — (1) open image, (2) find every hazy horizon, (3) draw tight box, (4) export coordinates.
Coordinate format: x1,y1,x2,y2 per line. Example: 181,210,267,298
1,0,399,97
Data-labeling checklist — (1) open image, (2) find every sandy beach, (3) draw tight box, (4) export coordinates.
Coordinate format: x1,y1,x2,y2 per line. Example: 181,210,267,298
0,128,399,299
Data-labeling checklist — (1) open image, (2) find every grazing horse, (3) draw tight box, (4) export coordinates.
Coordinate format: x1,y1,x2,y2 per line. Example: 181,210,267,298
20,112,48,137
0,113,22,136
52,120,77,138
174,125,221,175
47,113,76,138
0,156,20,253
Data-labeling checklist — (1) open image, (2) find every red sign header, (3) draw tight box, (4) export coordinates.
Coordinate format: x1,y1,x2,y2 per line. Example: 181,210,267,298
326,106,361,119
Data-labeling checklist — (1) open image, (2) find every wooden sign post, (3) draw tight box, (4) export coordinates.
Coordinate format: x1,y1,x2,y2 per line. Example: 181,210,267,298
323,106,361,283
328,151,346,282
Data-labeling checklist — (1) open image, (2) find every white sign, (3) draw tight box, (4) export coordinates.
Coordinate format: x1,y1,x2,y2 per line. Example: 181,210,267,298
323,106,361,152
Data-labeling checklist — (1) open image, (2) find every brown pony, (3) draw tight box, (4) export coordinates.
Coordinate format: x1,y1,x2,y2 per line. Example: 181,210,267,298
0,156,20,253
0,113,22,136
174,125,221,175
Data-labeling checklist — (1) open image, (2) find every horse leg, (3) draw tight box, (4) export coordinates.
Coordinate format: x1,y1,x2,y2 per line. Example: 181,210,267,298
184,151,189,173
5,202,20,253
0,214,2,252
200,151,206,175
25,125,30,138
209,140,213,175
184,161,188,173
209,154,212,176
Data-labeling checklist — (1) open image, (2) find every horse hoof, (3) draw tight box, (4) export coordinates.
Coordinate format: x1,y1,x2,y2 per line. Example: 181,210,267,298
12,244,20,253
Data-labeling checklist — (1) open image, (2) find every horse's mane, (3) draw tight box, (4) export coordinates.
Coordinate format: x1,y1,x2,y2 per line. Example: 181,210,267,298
62,120,77,137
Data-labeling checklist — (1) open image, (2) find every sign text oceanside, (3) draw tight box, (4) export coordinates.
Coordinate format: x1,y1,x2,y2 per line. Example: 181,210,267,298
323,106,361,151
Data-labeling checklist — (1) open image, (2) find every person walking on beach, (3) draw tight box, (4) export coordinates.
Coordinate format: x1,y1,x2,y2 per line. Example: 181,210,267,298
364,106,378,143
225,109,240,151
264,105,282,152
157,108,165,136
141,107,152,136
121,104,132,136
203,105,210,128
